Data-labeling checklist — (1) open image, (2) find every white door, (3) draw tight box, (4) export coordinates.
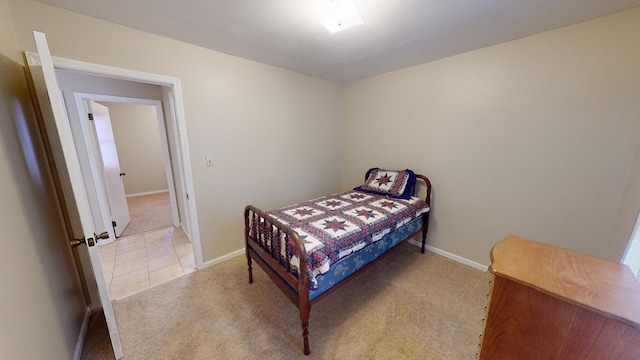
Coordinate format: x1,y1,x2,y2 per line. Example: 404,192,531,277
87,101,131,237
32,31,124,359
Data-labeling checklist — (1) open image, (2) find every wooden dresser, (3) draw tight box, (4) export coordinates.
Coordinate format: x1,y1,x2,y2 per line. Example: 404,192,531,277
478,235,640,360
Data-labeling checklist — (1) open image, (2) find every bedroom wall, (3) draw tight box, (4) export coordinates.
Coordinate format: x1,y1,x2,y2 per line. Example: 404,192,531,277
0,0,86,358
104,102,168,196
342,8,640,266
7,0,344,262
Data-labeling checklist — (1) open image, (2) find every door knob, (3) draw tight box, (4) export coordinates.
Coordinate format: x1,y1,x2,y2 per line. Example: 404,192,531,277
69,237,85,248
95,231,110,240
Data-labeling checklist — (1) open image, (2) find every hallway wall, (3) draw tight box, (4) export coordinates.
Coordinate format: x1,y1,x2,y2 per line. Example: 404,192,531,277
106,102,168,196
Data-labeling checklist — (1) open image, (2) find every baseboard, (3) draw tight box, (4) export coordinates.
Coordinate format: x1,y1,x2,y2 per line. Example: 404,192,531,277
203,242,487,273
409,239,488,271
73,306,92,360
125,189,169,198
200,248,245,269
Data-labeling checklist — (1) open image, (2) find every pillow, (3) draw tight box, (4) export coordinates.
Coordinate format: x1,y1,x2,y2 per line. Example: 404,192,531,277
354,168,417,199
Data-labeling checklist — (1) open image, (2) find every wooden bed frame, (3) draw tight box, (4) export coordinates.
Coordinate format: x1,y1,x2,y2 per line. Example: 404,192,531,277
244,172,432,355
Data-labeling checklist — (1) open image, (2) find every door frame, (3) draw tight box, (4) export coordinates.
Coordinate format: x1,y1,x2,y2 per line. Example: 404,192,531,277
75,94,181,243
25,51,204,270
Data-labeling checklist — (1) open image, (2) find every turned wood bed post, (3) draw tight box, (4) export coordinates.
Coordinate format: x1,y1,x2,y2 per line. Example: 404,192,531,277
295,239,311,355
244,208,254,283
421,214,430,254
416,174,432,254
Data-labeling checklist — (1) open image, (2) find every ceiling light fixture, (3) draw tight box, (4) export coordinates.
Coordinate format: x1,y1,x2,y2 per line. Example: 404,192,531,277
316,0,365,34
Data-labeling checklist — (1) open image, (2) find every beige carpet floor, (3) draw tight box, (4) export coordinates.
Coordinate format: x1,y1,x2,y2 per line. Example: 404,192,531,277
120,192,173,238
82,244,491,359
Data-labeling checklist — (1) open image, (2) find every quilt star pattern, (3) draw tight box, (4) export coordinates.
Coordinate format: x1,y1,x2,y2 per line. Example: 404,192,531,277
264,190,430,289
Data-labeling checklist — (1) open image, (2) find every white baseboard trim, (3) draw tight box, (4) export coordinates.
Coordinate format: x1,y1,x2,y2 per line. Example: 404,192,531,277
409,239,488,271
125,189,169,198
73,306,92,360
200,248,245,269
199,241,488,273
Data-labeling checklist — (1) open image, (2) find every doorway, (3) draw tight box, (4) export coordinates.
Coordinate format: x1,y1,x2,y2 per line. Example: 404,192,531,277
104,101,177,237
29,53,204,296
68,92,196,300
73,95,181,240
74,96,195,299
38,62,203,268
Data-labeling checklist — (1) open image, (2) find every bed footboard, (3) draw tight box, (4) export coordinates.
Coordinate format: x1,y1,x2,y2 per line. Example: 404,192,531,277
244,205,312,354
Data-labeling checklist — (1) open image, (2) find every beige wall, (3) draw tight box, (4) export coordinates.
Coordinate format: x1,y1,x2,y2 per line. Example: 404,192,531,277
0,0,86,358
104,102,168,196
342,8,640,265
7,0,344,261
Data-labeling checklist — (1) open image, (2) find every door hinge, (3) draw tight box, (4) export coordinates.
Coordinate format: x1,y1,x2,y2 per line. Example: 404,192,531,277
112,221,117,230
88,113,93,120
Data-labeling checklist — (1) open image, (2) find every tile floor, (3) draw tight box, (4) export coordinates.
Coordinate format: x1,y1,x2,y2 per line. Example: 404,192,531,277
98,226,195,300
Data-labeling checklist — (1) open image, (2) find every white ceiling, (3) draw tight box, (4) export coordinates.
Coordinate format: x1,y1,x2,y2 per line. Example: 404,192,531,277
36,0,640,83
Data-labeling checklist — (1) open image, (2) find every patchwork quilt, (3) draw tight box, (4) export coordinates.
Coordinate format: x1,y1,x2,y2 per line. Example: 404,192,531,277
263,191,430,289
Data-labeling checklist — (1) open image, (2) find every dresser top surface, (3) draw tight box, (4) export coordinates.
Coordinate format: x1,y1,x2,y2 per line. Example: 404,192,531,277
489,235,640,327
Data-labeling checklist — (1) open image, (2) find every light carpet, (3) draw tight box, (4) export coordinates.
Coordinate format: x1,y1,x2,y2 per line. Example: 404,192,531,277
120,192,173,238
82,244,491,359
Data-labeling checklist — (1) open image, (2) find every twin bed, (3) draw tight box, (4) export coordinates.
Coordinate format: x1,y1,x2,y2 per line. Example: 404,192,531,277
244,168,432,354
